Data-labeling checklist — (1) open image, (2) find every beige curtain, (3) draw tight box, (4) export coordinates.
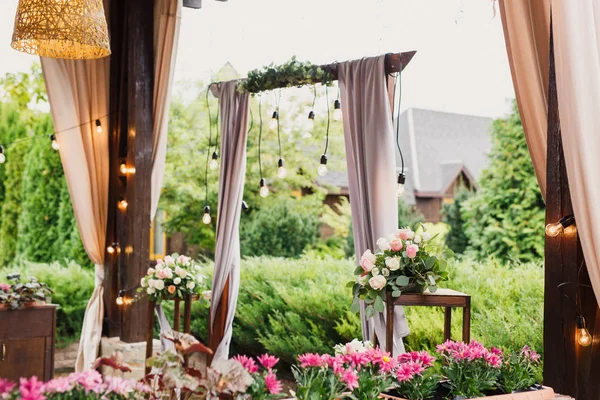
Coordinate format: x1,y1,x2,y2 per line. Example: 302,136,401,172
151,0,183,219
40,56,109,372
499,0,551,199
552,0,600,305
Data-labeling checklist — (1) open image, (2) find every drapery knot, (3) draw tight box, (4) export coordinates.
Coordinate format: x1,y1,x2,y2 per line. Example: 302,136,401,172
94,264,105,286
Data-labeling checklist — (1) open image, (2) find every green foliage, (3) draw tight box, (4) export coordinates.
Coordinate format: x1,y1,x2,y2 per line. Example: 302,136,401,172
240,195,321,258
240,57,335,93
0,62,47,111
0,261,94,346
57,182,91,268
442,189,472,254
17,116,65,263
0,141,31,265
398,200,424,229
461,102,545,262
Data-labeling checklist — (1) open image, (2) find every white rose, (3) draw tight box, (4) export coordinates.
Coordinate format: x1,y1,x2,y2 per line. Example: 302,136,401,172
371,268,380,276
147,287,156,295
202,290,212,301
186,281,196,290
164,255,175,266
164,268,173,279
357,275,368,286
377,237,390,251
385,257,401,271
414,235,422,244
140,277,147,287
147,268,155,275
154,280,165,290
407,230,415,239
173,277,181,285
422,232,431,241
369,275,387,290
382,268,390,277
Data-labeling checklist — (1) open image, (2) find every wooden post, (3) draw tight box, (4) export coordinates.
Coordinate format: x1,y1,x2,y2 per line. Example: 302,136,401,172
386,292,394,354
544,23,600,398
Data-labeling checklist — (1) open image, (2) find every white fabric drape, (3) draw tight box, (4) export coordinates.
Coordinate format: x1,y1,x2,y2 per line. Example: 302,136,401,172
339,55,409,356
151,0,182,219
209,81,250,361
40,57,109,372
552,0,600,305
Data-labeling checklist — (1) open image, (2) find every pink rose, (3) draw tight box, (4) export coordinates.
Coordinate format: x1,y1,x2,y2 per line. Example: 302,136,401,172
389,238,403,252
156,259,164,265
360,249,376,272
0,283,10,292
396,228,411,240
175,266,187,278
406,244,419,259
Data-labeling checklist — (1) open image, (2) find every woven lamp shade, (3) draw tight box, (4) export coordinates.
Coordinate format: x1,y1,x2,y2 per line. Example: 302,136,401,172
11,0,111,60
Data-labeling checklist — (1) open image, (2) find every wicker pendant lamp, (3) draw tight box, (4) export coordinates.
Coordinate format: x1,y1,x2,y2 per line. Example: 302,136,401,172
11,0,111,60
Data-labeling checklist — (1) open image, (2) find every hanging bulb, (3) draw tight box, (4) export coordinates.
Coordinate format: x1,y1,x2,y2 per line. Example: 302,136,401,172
118,197,128,211
241,200,249,211
95,119,103,134
269,111,279,130
259,178,269,198
318,154,328,177
333,100,342,121
209,151,219,170
277,158,287,179
545,214,575,237
577,314,593,347
107,242,120,255
0,146,6,164
116,290,125,306
307,111,315,127
202,205,211,225
50,134,59,151
397,173,406,198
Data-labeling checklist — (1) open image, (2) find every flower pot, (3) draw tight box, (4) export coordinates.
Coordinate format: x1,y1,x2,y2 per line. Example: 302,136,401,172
470,387,555,400
23,301,46,307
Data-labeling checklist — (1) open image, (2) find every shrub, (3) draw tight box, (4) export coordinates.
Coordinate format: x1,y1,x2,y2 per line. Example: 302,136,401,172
442,189,472,254
0,261,94,346
398,200,425,229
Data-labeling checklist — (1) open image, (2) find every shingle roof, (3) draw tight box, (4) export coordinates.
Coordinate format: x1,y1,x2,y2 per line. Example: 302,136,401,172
321,108,493,204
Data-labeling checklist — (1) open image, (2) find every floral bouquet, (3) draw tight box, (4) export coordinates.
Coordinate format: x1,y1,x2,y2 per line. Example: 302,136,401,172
349,225,452,318
497,345,542,394
138,254,208,303
233,354,286,399
436,340,503,398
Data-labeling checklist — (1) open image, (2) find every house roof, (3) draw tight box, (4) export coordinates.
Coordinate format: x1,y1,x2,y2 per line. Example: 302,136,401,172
321,108,493,204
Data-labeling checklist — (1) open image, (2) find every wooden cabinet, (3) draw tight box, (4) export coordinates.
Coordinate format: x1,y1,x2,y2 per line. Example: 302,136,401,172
0,305,56,381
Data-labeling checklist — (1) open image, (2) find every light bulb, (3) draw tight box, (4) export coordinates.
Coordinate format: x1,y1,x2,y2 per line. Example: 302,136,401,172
318,154,328,177
202,205,211,225
116,296,124,306
107,245,115,254
209,152,219,170
545,222,562,237
95,119,103,134
259,178,269,198
107,242,120,255
577,315,593,347
50,135,59,151
120,162,128,175
269,111,279,130
277,158,287,179
118,198,128,211
397,173,406,198
333,100,342,121
307,111,315,129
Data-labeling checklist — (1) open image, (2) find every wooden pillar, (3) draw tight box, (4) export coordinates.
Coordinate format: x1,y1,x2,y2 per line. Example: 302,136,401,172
544,23,600,399
104,0,155,343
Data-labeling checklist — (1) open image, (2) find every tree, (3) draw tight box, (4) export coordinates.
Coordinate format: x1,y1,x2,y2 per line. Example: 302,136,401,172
16,115,65,262
442,188,472,254
0,140,31,266
398,199,425,230
461,101,545,262
57,182,90,268
0,63,47,112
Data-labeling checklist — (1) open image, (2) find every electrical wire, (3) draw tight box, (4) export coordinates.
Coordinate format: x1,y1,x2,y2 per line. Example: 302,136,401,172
276,89,282,160
204,84,214,207
323,85,330,156
391,63,405,174
258,95,264,179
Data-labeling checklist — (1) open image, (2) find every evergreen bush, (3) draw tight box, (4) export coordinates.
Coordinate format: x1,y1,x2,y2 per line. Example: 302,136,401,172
442,189,472,254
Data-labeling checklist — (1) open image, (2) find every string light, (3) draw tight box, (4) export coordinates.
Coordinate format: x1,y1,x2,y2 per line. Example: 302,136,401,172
50,134,59,151
269,111,279,130
242,200,249,211
307,86,317,133
0,146,5,164
117,197,128,211
318,154,328,177
259,177,269,198
393,64,406,198
257,95,269,197
318,85,331,177
278,158,287,179
333,96,342,122
95,119,102,134
545,214,575,237
206,83,219,171
577,314,592,347
274,90,286,180
119,162,134,175
116,289,125,306
202,205,211,225
397,173,406,197
209,152,219,170
107,242,120,255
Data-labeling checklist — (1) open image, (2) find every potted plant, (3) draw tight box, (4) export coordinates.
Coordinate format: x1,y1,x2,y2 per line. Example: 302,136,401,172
0,274,53,310
233,354,286,399
383,351,440,400
349,225,452,318
291,353,347,400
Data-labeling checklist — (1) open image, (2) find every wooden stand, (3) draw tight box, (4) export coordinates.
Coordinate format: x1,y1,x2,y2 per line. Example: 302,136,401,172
385,288,471,353
145,295,196,374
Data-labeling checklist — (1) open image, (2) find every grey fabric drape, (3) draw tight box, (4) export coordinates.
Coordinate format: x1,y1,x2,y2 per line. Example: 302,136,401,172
339,55,409,356
40,55,110,371
209,81,250,361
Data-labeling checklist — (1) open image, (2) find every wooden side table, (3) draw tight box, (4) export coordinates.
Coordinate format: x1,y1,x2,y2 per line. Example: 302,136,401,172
145,295,196,374
385,288,471,353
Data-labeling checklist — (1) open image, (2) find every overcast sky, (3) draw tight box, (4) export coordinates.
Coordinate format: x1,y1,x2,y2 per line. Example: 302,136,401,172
0,0,514,118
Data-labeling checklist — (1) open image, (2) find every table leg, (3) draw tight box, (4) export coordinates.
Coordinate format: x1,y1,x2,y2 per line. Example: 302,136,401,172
444,307,452,341
174,298,181,332
462,298,471,343
386,293,394,355
145,300,156,375
184,296,192,334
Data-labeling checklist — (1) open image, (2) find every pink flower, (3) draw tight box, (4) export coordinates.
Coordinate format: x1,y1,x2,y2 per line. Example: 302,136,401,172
389,238,403,252
342,351,371,370
406,244,419,259
75,370,103,393
156,258,164,265
264,371,282,394
340,368,359,391
257,354,279,369
233,355,259,373
298,353,325,368
490,347,503,356
521,345,541,363
360,255,375,272
0,283,10,292
395,363,416,382
396,228,412,240
0,378,15,397
19,377,45,400
484,352,502,368
174,266,187,278
42,377,74,394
